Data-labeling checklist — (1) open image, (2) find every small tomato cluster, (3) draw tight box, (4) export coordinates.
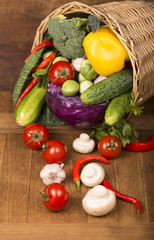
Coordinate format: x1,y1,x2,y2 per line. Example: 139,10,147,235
23,123,69,212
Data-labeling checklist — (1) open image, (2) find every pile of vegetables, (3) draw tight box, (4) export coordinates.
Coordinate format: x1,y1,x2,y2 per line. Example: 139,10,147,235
13,13,143,133
13,13,154,216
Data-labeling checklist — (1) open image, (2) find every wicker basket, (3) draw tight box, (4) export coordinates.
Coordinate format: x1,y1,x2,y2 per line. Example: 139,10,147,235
32,0,154,106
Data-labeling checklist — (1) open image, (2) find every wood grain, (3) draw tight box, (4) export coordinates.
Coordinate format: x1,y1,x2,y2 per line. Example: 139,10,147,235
0,134,32,223
0,223,154,240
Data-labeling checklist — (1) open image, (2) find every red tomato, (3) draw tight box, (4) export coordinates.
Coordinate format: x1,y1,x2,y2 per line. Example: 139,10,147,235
23,123,50,149
41,183,69,211
42,140,67,163
48,61,74,86
98,136,122,159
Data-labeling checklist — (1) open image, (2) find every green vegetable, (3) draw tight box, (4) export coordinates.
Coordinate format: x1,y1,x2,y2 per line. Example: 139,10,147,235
53,56,69,64
62,80,79,96
15,82,46,126
78,73,87,83
79,80,93,94
80,60,97,80
90,119,139,147
48,15,89,59
13,48,45,107
105,92,144,125
36,104,65,126
81,70,133,105
88,15,100,33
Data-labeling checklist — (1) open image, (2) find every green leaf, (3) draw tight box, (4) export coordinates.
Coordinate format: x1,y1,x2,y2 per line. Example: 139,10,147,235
36,104,65,127
88,15,100,33
122,122,133,137
90,118,139,147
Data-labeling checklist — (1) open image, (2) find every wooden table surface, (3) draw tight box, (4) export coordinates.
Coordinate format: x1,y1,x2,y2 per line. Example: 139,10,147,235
0,0,154,239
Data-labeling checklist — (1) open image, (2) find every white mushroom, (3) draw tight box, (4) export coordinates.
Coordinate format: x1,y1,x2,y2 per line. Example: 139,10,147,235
82,185,116,216
81,163,105,187
40,163,66,185
72,133,95,153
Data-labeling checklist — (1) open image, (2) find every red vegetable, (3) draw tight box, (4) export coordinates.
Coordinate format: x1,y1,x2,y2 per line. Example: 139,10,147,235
15,78,40,109
125,134,154,152
42,140,67,164
24,41,53,63
23,123,50,149
98,136,122,159
72,155,110,190
102,179,141,213
32,52,56,73
48,61,74,86
40,183,69,211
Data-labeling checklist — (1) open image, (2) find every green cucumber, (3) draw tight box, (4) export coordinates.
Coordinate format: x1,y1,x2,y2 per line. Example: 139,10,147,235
13,48,45,107
81,70,133,105
105,93,132,126
15,83,46,126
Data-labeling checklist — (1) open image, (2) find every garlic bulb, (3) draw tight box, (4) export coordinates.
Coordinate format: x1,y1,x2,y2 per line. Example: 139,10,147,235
82,185,116,216
80,163,105,187
40,163,66,185
72,133,95,153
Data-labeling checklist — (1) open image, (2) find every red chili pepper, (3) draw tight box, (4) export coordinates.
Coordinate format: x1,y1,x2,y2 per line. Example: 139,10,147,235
24,41,53,63
72,155,110,191
125,134,154,152
102,179,141,213
31,52,56,73
15,78,40,109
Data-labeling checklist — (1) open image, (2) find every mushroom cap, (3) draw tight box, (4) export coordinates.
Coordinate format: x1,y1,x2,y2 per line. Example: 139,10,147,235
72,133,95,153
80,163,105,187
82,185,116,216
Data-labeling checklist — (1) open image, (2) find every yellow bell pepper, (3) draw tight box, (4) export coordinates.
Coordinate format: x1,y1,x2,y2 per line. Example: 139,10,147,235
83,27,129,76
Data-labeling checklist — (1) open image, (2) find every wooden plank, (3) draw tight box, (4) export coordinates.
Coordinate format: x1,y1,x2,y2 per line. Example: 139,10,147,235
140,150,154,221
0,223,154,240
0,134,6,176
0,92,13,112
113,151,148,222
0,134,32,223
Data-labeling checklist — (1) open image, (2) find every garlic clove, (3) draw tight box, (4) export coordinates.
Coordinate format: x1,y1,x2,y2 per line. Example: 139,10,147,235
80,163,105,187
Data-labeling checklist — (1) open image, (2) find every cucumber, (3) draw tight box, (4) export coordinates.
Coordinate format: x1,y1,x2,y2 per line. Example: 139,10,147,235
13,48,45,107
105,92,132,126
15,83,46,126
81,70,133,105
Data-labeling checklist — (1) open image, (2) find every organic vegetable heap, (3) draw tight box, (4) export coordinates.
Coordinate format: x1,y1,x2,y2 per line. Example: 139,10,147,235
13,14,143,142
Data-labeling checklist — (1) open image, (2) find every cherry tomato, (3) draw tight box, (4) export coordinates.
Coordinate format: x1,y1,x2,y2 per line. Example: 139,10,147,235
48,61,74,86
98,136,122,159
42,140,67,163
23,123,50,149
41,183,69,211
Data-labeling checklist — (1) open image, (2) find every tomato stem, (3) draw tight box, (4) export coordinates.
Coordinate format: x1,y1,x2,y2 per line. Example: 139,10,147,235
53,66,70,82
26,130,43,146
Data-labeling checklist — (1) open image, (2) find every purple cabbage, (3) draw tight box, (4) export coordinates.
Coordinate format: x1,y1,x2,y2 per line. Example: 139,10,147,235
46,82,108,129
